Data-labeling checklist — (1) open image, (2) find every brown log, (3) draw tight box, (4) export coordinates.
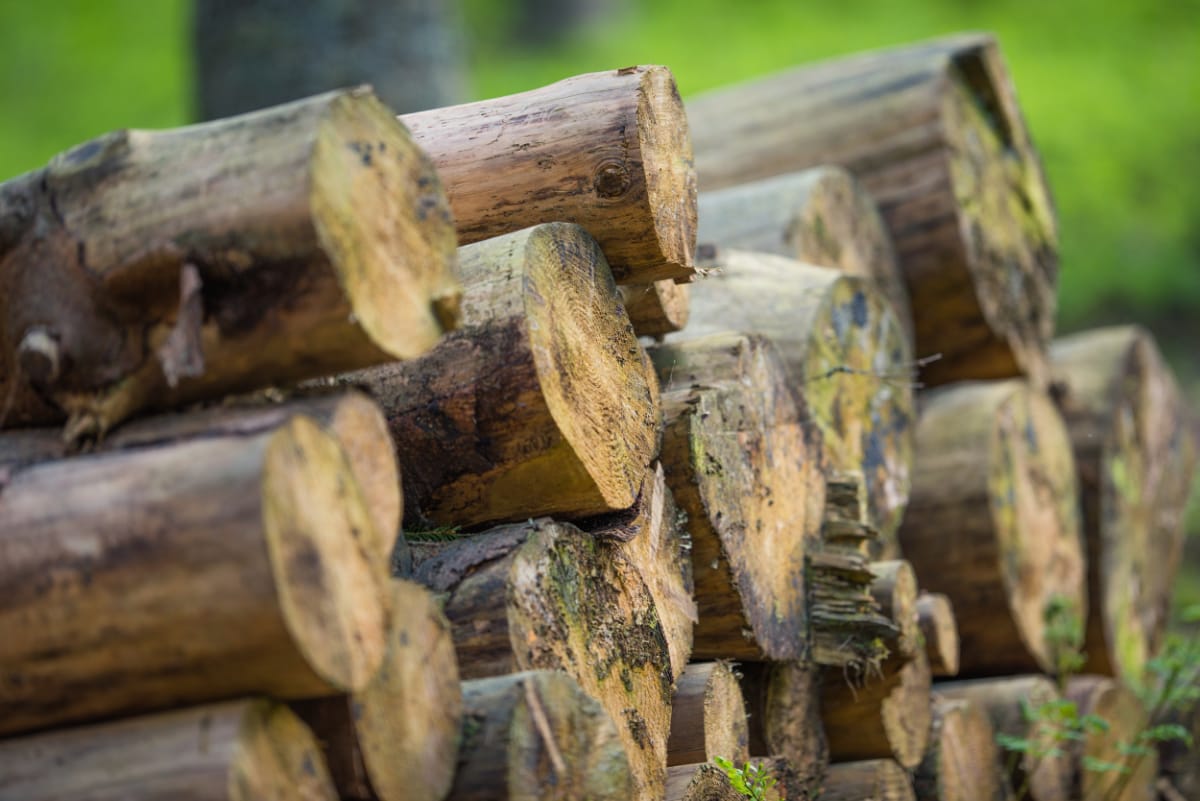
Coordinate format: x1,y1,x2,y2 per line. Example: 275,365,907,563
410,519,673,801
740,661,830,778
898,380,1087,676
620,279,691,337
665,762,793,801
674,249,915,551
402,65,696,284
293,579,462,801
1157,697,1200,801
1065,676,1157,801
0,699,338,801
688,33,1057,387
344,223,660,529
0,88,459,437
446,670,634,801
936,676,1072,801
913,697,1010,801
1050,326,1197,682
697,166,913,345
0,415,391,737
649,332,825,660
668,662,751,767
822,760,916,801
916,592,961,677
869,560,920,659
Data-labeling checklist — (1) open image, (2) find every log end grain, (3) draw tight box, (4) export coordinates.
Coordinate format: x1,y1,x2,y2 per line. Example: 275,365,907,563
638,66,698,278
869,560,920,658
916,592,961,677
1066,676,1157,801
668,661,750,767
620,279,691,337
914,697,1007,801
822,760,915,801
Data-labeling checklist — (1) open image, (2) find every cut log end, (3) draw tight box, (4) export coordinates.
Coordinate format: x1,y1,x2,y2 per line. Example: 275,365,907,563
638,66,698,276
620,279,691,337
914,698,1006,801
232,701,340,801
667,662,750,767
822,760,915,801
916,592,960,677
1066,676,1157,801
869,560,920,658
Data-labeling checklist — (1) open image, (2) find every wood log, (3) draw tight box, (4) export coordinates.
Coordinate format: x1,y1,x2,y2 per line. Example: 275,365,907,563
916,592,961,677
819,650,933,769
935,676,1072,801
822,760,916,801
402,65,696,284
648,332,825,660
444,670,633,801
292,579,462,801
668,662,750,767
697,166,913,345
740,661,829,777
410,519,673,801
665,762,792,801
898,379,1086,676
620,279,691,337
1050,326,1197,681
0,414,390,736
913,697,1010,801
0,699,338,801
1065,676,1157,801
0,88,459,437
343,223,660,528
1156,698,1200,801
869,560,920,659
674,249,914,551
687,33,1057,387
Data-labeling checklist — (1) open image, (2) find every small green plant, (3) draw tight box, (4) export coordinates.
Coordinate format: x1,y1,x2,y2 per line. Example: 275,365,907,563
712,756,781,801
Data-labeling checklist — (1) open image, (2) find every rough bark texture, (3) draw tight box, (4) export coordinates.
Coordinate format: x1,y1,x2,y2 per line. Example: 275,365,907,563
1050,326,1197,682
697,166,913,345
916,592,961,677
821,760,916,801
740,661,829,778
620,280,691,337
898,380,1086,676
649,332,826,660
667,662,751,767
688,33,1058,387
0,699,338,801
673,249,914,551
0,416,390,737
403,66,697,284
1065,676,1157,801
913,697,1009,801
0,89,459,437
343,224,660,529
410,519,673,801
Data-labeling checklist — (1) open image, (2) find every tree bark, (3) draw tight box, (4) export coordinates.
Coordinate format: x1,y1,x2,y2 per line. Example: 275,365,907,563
697,166,912,345
0,415,391,737
620,280,691,337
410,519,673,801
0,89,459,437
822,760,916,801
687,33,1058,387
1065,676,1157,801
1050,326,1197,682
667,661,751,767
898,380,1087,676
0,699,338,801
913,697,1010,801
672,249,914,552
916,593,961,677
341,223,660,529
402,66,696,284
740,661,829,779
648,332,826,660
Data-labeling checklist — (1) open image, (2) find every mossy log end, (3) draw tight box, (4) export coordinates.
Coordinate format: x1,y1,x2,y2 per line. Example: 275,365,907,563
0,415,390,737
410,519,673,801
1050,326,1197,682
667,661,750,767
403,65,697,284
821,760,916,801
0,700,338,801
1065,676,1157,801
346,223,661,529
673,250,915,549
0,88,459,437
665,763,789,801
898,379,1086,676
688,34,1058,386
913,697,1009,801
740,661,829,778
916,592,961,677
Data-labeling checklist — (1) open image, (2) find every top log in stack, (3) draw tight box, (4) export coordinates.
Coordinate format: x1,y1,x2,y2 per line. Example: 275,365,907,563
0,31,1194,801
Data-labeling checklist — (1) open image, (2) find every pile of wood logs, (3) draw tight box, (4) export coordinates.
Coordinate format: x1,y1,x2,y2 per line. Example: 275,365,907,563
0,32,1194,801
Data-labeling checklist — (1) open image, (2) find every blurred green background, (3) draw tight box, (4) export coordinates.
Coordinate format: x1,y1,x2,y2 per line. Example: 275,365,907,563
1,0,1198,617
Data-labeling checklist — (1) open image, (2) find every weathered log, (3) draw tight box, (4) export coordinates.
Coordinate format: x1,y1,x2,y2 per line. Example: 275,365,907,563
410,519,673,801
620,279,691,337
674,249,914,551
916,592,961,677
913,697,1010,801
0,88,459,437
0,699,338,801
822,760,916,801
819,650,933,769
649,332,825,660
1050,326,1197,681
740,661,829,778
668,662,750,767
936,676,1072,801
665,763,791,801
697,166,913,344
293,579,462,801
898,380,1086,676
688,33,1057,386
1065,676,1157,801
1157,697,1200,801
402,65,696,284
869,560,920,659
0,414,390,737
344,223,660,528
445,670,634,801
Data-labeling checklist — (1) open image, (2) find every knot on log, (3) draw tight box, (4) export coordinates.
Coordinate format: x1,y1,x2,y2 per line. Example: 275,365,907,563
17,327,61,386
594,160,632,198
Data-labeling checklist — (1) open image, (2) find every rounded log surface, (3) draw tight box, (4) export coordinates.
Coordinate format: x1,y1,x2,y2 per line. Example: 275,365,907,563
822,760,916,801
667,662,750,766
821,651,933,769
620,280,691,337
914,697,1007,801
916,593,961,677
1066,676,1157,801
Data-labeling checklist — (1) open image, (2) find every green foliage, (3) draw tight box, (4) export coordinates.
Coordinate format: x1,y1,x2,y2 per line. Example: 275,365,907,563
403,523,465,542
712,756,781,801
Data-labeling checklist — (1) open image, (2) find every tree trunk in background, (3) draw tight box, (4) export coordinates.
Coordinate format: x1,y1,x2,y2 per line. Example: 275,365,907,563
193,0,466,118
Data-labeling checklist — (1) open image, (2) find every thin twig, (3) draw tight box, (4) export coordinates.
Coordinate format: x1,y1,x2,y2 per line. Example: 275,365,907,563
523,676,567,777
